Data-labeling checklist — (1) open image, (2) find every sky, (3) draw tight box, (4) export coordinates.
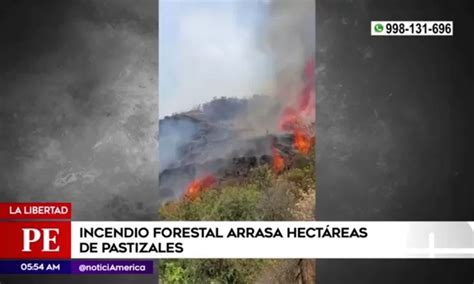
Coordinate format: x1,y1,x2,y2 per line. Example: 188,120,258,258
159,0,273,118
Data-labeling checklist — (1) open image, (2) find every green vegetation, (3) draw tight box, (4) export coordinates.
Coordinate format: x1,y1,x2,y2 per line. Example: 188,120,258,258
159,148,316,283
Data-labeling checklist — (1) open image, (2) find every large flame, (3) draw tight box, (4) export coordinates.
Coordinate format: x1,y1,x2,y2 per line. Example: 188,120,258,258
185,175,216,200
279,58,315,156
272,145,284,173
294,128,313,155
271,58,315,174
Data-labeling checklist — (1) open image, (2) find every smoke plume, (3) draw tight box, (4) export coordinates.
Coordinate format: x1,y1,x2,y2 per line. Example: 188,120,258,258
158,0,315,200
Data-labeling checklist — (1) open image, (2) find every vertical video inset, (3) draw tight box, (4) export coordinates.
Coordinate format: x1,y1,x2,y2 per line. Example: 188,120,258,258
158,0,315,282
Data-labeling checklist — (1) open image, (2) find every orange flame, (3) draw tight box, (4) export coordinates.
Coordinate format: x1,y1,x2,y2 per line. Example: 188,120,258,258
185,175,216,200
272,146,284,173
278,58,315,156
294,129,313,155
272,57,315,171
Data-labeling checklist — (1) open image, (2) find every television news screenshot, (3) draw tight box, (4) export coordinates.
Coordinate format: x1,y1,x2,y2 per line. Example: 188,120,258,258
0,0,472,283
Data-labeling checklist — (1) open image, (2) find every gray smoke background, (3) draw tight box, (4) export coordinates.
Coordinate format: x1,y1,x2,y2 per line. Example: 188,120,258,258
158,0,315,201
316,1,474,283
0,0,158,222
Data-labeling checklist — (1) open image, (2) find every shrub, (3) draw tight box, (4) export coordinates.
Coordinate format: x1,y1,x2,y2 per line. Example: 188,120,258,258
159,152,316,283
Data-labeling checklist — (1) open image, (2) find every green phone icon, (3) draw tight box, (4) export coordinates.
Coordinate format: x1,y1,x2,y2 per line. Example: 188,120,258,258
374,23,384,33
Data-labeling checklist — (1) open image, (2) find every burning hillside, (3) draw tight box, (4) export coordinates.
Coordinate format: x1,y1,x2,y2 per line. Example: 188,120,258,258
159,0,315,282
159,95,314,201
159,53,315,201
159,125,316,283
184,175,216,200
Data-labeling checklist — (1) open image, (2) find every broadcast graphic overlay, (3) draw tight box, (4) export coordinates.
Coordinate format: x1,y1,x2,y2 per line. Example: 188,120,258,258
0,202,472,275
2,0,474,283
0,203,153,275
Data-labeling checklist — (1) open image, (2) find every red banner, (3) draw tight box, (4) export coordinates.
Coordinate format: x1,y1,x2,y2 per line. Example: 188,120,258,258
0,202,71,219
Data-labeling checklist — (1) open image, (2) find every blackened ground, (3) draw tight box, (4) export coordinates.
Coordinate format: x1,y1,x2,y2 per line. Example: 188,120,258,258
159,133,292,201
316,0,473,283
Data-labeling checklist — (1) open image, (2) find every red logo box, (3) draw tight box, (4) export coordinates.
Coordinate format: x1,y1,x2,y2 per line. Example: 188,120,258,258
0,221,71,259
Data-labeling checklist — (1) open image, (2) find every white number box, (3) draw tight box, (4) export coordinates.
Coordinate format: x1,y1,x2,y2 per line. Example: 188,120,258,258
371,21,453,36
